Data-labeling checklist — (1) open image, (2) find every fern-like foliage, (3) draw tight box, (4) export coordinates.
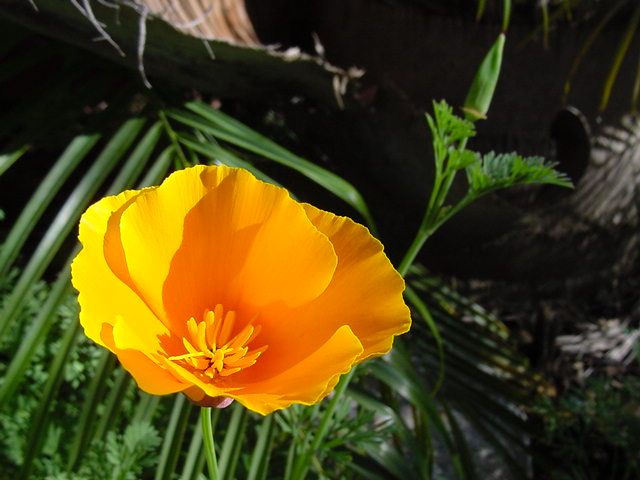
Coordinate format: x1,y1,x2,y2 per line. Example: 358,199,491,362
39,422,161,480
467,151,573,194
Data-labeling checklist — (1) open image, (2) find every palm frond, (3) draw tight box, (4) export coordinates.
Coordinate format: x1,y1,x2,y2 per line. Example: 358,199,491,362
347,267,548,479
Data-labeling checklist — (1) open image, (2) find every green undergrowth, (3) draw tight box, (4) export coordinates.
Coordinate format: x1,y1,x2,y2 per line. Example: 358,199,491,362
0,272,160,479
532,375,640,479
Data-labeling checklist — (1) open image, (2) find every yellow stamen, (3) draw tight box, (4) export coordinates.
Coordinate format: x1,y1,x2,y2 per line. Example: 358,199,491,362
167,304,267,379
218,310,235,346
205,310,216,346
228,324,254,350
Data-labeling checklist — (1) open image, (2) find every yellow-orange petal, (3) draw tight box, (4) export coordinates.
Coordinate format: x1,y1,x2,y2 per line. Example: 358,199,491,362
237,205,410,382
111,313,175,355
171,325,363,415
238,325,363,414
101,324,187,395
160,166,338,325
302,204,411,360
102,189,151,296
71,190,164,348
116,165,212,325
118,349,188,394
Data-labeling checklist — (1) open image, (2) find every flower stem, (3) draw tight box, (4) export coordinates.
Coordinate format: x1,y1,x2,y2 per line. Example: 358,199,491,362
200,407,219,480
397,225,434,278
397,137,472,278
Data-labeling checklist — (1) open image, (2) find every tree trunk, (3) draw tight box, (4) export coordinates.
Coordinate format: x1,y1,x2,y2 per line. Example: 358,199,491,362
0,0,356,107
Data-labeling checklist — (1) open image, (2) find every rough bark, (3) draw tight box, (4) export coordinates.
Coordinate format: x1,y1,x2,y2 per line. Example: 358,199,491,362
0,0,357,107
142,0,260,45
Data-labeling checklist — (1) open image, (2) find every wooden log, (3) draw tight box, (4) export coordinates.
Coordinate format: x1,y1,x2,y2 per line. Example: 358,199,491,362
0,0,358,107
141,0,259,45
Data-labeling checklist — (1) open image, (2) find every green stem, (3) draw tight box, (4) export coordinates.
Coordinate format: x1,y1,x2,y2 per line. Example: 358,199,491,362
200,407,219,480
398,192,476,278
283,408,301,480
433,138,468,209
398,137,472,277
398,176,444,276
397,225,434,278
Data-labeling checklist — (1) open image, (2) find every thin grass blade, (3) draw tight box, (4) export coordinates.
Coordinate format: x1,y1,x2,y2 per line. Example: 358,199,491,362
599,4,640,111
0,118,145,339
217,403,248,478
405,286,444,395
475,0,487,21
502,0,511,32
132,393,162,424
0,267,73,409
443,404,479,480
540,0,550,48
247,415,275,480
180,133,281,186
180,409,216,480
139,145,176,188
92,368,132,441
155,395,194,480
0,144,29,177
563,0,627,98
0,134,99,278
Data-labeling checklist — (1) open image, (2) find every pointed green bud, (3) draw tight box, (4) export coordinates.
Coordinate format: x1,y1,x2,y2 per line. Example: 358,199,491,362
463,34,505,121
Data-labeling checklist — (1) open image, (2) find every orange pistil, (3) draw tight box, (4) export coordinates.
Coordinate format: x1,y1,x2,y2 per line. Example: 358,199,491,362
168,304,267,378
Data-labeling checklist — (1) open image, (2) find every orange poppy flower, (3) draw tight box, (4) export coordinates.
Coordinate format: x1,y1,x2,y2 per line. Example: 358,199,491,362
71,165,410,415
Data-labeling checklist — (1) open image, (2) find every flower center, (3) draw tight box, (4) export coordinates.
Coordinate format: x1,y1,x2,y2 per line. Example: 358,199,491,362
168,304,267,378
